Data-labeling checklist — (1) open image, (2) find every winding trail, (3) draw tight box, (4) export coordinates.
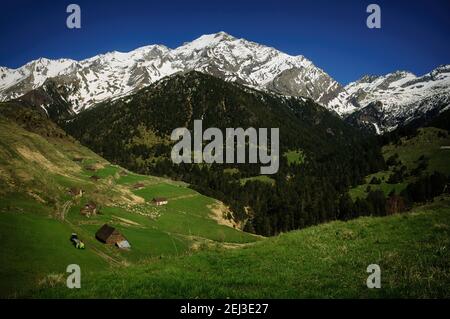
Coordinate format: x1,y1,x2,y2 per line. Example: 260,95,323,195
60,200,72,220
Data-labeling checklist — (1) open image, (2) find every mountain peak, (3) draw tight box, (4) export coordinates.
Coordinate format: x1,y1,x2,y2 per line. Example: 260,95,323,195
134,44,170,53
213,31,234,38
357,74,380,84
388,70,416,78
179,32,237,51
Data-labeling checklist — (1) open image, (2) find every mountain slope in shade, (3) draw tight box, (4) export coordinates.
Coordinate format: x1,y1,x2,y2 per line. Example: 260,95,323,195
344,65,450,133
0,32,357,114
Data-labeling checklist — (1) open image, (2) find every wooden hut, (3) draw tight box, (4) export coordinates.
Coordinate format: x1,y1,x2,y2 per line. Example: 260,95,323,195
152,197,168,206
90,175,101,181
68,187,83,197
80,201,97,217
133,182,145,189
95,224,130,249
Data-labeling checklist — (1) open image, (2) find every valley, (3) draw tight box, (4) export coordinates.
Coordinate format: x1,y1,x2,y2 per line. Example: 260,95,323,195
0,92,449,298
60,71,385,236
0,31,449,300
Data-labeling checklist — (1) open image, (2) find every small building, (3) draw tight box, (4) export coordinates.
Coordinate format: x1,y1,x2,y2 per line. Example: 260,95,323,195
95,224,131,249
85,165,97,172
119,170,128,176
133,182,145,190
152,197,168,206
90,175,101,181
68,187,83,197
80,201,97,217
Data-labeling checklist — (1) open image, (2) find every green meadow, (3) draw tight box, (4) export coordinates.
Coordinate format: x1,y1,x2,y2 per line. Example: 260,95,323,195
33,196,450,298
0,117,258,297
285,150,305,165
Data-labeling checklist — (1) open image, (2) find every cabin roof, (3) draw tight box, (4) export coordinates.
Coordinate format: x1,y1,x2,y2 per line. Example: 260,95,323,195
95,224,118,242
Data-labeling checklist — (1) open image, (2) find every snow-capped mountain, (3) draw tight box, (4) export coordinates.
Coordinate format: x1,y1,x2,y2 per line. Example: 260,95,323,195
344,65,450,133
1,32,449,134
0,58,76,98
0,32,356,114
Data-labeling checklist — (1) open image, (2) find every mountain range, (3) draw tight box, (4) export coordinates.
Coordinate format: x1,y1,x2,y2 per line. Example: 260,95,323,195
345,66,450,133
0,32,449,133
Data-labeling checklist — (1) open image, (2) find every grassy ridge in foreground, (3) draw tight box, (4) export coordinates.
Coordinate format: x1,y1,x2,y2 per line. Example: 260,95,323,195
34,197,450,298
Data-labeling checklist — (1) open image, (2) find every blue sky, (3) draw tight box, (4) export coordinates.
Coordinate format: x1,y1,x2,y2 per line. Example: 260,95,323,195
1,0,449,84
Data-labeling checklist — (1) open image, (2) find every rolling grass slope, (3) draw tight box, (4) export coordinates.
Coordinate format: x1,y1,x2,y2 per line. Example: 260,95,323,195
33,197,450,298
1,103,448,299
0,114,258,297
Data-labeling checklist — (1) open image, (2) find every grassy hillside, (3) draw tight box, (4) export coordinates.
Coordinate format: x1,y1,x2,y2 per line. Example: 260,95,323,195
33,197,450,298
0,111,258,297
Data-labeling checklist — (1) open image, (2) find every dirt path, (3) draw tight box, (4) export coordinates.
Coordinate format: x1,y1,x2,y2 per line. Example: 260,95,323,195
170,194,199,200
89,246,124,266
60,200,72,220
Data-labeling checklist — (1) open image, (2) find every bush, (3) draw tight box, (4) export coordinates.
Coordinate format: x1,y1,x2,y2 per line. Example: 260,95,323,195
386,153,400,167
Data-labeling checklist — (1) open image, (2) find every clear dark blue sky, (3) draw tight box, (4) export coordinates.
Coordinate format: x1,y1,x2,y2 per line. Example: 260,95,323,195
1,0,449,84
